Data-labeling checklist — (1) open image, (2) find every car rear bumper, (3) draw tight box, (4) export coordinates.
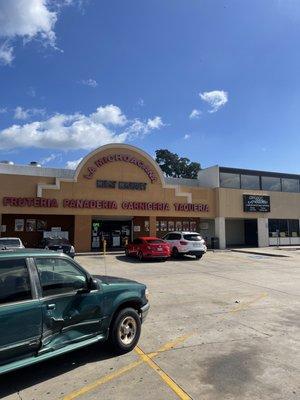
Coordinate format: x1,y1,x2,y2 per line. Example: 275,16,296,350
143,253,169,258
140,302,150,323
184,250,205,256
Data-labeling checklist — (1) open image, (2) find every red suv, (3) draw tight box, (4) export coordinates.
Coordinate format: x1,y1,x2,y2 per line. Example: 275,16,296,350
125,237,171,261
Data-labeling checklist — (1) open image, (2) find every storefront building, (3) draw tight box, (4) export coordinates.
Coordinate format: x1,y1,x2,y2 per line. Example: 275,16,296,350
0,144,299,251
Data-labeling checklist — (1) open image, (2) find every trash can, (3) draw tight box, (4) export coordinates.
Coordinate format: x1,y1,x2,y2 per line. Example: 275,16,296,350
211,237,219,249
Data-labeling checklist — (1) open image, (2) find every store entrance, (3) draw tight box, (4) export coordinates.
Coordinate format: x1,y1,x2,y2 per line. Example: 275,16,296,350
244,219,258,246
91,218,132,251
225,218,258,247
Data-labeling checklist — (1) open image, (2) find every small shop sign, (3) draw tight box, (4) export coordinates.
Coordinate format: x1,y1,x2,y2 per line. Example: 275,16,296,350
243,195,270,212
97,180,147,190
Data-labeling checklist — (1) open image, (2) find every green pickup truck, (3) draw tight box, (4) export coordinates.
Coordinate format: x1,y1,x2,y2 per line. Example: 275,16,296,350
0,249,149,375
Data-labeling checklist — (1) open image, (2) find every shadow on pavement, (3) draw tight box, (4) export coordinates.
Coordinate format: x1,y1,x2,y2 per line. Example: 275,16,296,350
116,255,167,264
116,255,200,264
0,342,119,398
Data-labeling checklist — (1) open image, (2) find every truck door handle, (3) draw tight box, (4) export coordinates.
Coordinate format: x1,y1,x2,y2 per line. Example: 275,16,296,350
47,304,56,310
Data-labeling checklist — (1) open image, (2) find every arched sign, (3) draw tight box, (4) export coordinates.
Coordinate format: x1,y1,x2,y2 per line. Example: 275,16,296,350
83,153,157,182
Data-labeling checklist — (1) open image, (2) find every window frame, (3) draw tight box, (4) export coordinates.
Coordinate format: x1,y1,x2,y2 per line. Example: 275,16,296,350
240,174,261,190
220,172,241,189
33,256,89,299
281,178,299,193
0,257,36,307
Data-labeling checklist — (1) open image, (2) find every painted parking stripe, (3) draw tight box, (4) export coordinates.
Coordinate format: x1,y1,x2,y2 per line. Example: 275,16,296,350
63,333,193,400
135,346,192,400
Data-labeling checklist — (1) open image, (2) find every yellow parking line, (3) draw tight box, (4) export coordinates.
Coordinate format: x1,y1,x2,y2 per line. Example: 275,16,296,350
135,346,192,400
63,359,144,400
62,333,193,400
63,292,267,400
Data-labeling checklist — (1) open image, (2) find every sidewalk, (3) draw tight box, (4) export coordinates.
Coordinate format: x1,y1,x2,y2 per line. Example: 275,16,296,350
230,246,300,257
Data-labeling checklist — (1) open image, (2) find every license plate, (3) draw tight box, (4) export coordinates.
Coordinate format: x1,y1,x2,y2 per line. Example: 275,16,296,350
193,243,200,247
157,247,162,251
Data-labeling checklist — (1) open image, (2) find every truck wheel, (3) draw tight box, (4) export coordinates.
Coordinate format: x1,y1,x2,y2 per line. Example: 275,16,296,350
110,308,141,354
195,254,203,260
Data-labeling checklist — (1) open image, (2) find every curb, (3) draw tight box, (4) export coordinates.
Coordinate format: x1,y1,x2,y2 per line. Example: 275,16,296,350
230,249,289,258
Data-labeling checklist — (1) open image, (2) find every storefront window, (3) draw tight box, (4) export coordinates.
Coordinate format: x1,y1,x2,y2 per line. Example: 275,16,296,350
281,178,299,193
144,220,149,232
160,221,167,231
220,172,240,189
168,221,174,231
175,221,182,231
269,219,299,237
261,176,281,191
241,174,260,190
190,221,197,231
183,221,189,231
156,221,160,231
288,220,300,237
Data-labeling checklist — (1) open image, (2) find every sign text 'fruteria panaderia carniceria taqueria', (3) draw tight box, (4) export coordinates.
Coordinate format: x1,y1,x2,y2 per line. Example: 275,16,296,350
3,197,209,212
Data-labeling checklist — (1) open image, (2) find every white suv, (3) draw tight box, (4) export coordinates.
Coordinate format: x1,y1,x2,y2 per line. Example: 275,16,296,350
0,237,25,250
163,231,207,259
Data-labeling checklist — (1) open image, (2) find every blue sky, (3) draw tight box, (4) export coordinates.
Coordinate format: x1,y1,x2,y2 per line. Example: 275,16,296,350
0,0,300,173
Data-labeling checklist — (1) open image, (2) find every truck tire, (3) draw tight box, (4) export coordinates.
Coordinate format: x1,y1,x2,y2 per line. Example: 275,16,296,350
110,308,141,354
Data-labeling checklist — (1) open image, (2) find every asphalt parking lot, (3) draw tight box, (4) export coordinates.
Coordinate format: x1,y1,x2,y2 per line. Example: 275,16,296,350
1,250,299,400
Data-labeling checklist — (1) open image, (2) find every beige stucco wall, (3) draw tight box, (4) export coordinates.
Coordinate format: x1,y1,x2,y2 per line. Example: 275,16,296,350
0,145,216,219
0,145,217,250
217,188,300,219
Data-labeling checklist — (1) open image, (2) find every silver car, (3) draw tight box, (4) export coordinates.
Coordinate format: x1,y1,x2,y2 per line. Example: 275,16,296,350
163,231,207,259
0,237,25,250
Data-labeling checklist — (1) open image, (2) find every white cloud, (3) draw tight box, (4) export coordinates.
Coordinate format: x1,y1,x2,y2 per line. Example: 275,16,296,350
199,90,228,113
27,87,36,97
80,78,98,88
147,116,164,129
137,98,145,107
189,109,201,119
92,105,127,126
0,0,74,65
0,104,164,150
14,106,46,120
0,107,7,114
65,157,83,169
39,152,61,165
183,134,191,140
0,42,14,65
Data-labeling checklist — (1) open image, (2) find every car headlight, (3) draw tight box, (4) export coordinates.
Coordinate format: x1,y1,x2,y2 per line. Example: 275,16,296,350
145,288,150,301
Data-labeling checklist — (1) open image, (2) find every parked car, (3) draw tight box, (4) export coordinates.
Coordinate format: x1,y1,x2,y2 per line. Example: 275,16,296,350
0,237,24,250
0,249,149,375
163,231,207,259
125,237,171,261
41,237,75,258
